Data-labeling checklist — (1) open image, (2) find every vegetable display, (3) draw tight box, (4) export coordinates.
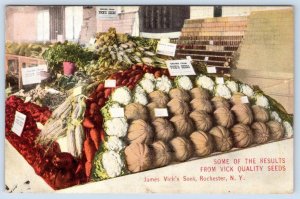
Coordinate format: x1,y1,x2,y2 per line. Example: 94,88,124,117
5,28,293,190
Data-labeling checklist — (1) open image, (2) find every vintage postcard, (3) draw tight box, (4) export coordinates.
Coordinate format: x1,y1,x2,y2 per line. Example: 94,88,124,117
4,5,293,193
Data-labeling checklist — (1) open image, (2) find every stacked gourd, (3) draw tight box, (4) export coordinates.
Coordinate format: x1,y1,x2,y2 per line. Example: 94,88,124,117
91,72,293,180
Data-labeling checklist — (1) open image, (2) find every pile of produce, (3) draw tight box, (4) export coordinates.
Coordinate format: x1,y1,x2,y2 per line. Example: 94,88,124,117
12,85,67,110
5,96,86,189
4,28,294,190
85,28,166,82
82,66,293,181
6,42,50,58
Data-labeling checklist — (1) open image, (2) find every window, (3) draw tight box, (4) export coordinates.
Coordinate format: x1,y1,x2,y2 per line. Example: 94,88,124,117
49,6,65,41
214,6,222,17
37,10,50,41
139,6,190,33
65,6,83,41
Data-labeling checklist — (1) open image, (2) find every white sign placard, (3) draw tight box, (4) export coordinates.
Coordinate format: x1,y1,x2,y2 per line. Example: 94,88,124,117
241,96,250,103
73,86,83,96
207,66,217,74
96,7,118,19
204,56,209,61
156,42,177,57
110,108,125,118
11,111,27,136
154,108,169,117
209,40,214,45
104,79,117,88
186,56,192,61
21,65,48,85
166,60,196,76
216,77,224,84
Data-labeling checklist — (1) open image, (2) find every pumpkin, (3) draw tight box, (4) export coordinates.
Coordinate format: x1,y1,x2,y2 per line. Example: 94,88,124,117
167,98,190,115
189,110,213,132
231,103,253,125
190,87,210,100
214,106,235,128
266,120,285,140
251,122,270,144
252,105,269,122
169,88,191,102
127,119,154,144
148,90,170,107
211,96,231,110
231,123,254,148
170,114,195,137
125,103,148,121
190,131,214,156
169,137,193,162
151,141,172,168
124,143,152,172
209,126,233,152
152,118,175,142
190,98,213,113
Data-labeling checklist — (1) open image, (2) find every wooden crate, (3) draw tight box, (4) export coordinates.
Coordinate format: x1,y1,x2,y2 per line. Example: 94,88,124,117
5,54,46,89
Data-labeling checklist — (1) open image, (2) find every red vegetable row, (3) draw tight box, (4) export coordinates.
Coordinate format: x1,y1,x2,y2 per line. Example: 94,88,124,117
5,96,86,190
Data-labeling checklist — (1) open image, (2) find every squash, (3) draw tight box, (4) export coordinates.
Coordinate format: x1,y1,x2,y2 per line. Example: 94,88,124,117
251,122,270,144
170,114,195,137
209,126,233,152
169,137,193,162
167,98,190,115
169,88,191,102
231,123,254,148
189,110,213,132
151,141,172,168
231,103,253,125
127,119,154,144
189,87,210,100
124,143,152,172
211,96,231,110
148,90,170,107
190,98,213,113
266,120,285,140
252,105,269,123
190,131,214,156
125,103,148,121
214,106,235,128
152,118,175,142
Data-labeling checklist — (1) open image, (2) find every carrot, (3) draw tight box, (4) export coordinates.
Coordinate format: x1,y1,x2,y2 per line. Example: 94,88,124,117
85,161,92,177
84,137,96,162
96,91,104,99
89,103,98,116
97,98,105,107
90,128,101,150
83,118,94,129
100,129,105,142
104,89,112,98
96,83,104,92
134,73,143,81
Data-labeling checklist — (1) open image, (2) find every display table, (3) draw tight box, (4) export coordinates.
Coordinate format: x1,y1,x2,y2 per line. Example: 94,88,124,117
5,138,293,193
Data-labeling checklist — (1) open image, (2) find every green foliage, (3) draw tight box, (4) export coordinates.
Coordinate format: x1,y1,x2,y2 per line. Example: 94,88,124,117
42,41,95,76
